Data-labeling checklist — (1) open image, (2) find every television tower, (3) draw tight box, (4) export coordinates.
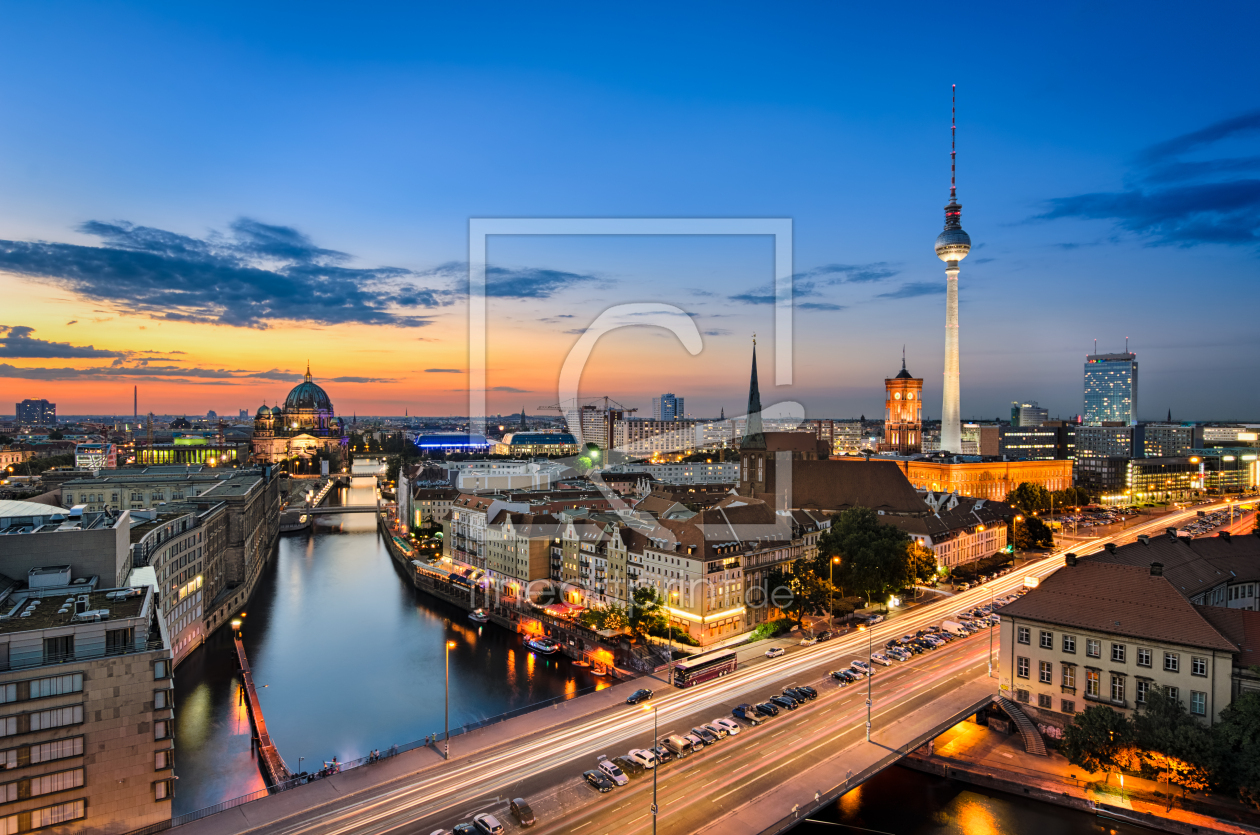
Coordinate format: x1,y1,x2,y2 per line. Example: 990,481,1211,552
934,85,971,454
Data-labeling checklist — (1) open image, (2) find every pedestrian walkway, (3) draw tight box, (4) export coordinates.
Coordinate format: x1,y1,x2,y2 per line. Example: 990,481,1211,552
907,717,1260,834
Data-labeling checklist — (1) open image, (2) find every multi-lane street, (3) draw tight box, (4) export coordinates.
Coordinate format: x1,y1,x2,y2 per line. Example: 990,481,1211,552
187,500,1246,835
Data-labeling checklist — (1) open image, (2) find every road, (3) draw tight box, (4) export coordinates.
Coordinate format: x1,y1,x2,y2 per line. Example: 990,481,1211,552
188,499,1248,835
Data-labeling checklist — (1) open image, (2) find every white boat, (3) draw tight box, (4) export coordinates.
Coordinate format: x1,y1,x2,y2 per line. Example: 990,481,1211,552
591,662,608,676
524,637,559,654
468,609,489,624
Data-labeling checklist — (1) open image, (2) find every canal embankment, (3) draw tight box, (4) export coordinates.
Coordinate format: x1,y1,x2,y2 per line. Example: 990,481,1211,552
902,713,1259,835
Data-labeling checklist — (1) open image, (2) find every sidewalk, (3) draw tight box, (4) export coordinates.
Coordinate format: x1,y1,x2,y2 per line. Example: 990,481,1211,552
904,718,1260,835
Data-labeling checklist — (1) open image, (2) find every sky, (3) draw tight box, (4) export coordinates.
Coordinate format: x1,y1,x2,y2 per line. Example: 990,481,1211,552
0,2,1258,422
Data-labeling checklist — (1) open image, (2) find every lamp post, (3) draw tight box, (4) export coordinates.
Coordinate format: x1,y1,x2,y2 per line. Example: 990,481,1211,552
444,640,456,760
668,590,679,685
644,704,659,835
861,625,872,741
829,556,840,632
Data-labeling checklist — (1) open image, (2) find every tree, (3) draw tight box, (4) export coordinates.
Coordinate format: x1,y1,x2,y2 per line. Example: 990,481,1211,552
628,586,666,640
766,563,831,626
1211,689,1260,808
1053,485,1094,508
819,507,913,607
907,542,938,585
1013,516,1054,550
1133,686,1214,809
1007,482,1052,517
1060,705,1135,785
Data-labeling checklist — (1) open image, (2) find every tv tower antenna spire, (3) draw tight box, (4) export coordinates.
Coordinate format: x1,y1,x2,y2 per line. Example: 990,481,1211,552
950,83,957,202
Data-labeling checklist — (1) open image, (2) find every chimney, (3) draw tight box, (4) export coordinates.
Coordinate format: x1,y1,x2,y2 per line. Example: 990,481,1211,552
1103,542,1117,554
1219,530,1231,542
1137,534,1150,546
1151,562,1164,577
1166,527,1179,541
1065,553,1077,567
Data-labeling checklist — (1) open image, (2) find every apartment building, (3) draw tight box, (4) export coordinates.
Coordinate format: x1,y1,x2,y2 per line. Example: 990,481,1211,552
999,557,1236,732
0,502,132,590
483,511,558,597
0,574,173,834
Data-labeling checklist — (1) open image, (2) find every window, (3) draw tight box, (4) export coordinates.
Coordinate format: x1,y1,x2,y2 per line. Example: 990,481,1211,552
155,749,171,771
1016,657,1030,678
154,660,169,679
1086,669,1100,698
1086,639,1101,658
155,778,173,800
30,737,83,764
1039,660,1052,684
30,706,82,733
1167,686,1179,703
1164,652,1179,673
29,768,83,798
154,689,168,710
29,799,85,828
1110,675,1125,703
1040,630,1053,649
1136,680,1150,704
1137,647,1152,668
1062,635,1076,654
28,674,82,701
1191,656,1207,677
1191,690,1207,716
1061,699,1075,714
106,627,134,656
1017,627,1030,645
1111,643,1126,663
41,637,73,665
155,720,168,740
1038,693,1052,709
1062,665,1076,690
1016,688,1029,703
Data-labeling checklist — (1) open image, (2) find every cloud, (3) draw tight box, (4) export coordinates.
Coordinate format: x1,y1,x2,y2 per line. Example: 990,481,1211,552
875,282,945,299
65,320,77,326
702,328,731,336
729,278,843,306
327,376,396,384
0,325,124,358
794,262,901,284
418,262,600,299
797,302,845,311
425,368,462,373
489,386,530,393
0,360,395,384
0,218,451,328
1038,108,1260,247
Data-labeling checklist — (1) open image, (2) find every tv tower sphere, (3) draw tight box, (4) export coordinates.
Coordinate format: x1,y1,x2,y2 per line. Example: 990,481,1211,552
934,216,971,262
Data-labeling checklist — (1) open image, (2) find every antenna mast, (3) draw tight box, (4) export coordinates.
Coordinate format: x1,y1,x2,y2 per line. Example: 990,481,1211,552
950,84,956,201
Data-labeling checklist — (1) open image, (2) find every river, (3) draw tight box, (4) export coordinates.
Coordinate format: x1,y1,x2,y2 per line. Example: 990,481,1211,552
171,473,609,815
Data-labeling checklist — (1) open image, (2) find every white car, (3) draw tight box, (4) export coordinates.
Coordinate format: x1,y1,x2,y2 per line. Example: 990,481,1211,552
765,646,786,659
850,659,871,675
627,748,656,769
799,636,817,646
711,717,740,735
870,651,893,667
703,722,729,739
596,757,629,786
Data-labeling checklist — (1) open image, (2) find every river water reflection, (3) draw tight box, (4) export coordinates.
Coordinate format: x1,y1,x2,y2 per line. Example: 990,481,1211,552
171,476,607,814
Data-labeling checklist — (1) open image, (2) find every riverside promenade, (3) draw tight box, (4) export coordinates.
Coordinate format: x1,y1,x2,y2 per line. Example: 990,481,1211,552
234,636,291,785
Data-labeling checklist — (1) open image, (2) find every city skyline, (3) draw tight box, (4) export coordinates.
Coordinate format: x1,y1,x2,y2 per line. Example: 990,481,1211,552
0,4,1258,421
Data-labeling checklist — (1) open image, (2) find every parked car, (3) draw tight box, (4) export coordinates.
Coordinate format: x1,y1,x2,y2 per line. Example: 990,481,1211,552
691,726,719,745
765,646,786,659
613,755,644,777
625,689,653,705
870,651,893,666
652,745,675,764
776,691,805,707
627,748,657,769
597,757,629,786
817,630,833,641
583,770,615,793
683,733,706,750
453,825,478,835
785,686,815,702
769,696,799,711
796,685,818,699
472,813,505,835
755,702,780,717
799,636,818,646
712,717,741,735
509,798,536,828
850,660,871,675
702,722,729,739
733,704,764,724
831,669,857,684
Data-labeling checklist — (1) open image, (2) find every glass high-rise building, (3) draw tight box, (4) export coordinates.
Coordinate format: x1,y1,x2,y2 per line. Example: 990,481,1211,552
1084,352,1138,426
652,393,684,421
15,398,56,424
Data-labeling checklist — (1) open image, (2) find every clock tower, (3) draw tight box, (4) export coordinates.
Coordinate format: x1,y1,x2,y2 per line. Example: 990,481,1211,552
882,353,924,453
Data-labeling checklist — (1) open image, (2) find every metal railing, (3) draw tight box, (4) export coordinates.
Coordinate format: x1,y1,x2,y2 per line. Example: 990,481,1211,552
0,637,167,672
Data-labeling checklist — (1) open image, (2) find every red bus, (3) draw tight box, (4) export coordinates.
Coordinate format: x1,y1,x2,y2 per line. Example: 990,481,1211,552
672,650,738,688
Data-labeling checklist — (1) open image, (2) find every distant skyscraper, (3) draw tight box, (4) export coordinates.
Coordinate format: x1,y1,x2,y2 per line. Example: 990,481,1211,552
15,398,56,425
934,86,971,454
652,393,684,421
1084,351,1139,425
1011,401,1049,428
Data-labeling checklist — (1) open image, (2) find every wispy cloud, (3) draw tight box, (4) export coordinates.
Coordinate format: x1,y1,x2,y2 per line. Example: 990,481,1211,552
875,282,945,299
797,302,845,311
1038,107,1260,247
0,360,393,384
794,262,901,284
418,262,601,298
0,325,125,359
0,218,450,328
425,368,462,373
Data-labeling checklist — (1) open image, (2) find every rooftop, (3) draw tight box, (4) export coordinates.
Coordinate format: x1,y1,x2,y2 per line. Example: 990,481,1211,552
0,586,148,635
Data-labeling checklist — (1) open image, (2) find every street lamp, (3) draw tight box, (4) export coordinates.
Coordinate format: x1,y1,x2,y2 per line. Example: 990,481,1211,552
860,625,872,741
444,640,456,760
829,556,840,631
644,704,659,834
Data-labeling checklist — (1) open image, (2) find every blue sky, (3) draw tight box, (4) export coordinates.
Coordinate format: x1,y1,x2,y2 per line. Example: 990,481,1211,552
0,2,1257,419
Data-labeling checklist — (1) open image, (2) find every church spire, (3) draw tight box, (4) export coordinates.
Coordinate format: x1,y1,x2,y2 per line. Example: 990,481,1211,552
742,335,765,449
519,407,527,430
305,360,312,383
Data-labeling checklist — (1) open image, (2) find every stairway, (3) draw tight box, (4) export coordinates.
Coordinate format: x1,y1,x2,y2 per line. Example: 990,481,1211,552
998,697,1048,756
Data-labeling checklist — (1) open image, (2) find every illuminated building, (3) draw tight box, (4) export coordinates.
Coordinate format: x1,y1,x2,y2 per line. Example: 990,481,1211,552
894,458,1073,501
652,393,685,421
880,356,923,453
250,364,347,467
1084,351,1138,426
492,431,578,457
1010,401,1048,427
14,399,55,425
934,86,971,454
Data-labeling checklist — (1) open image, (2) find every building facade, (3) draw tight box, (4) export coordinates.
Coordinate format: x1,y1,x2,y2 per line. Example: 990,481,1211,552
613,419,697,459
14,401,55,426
1011,401,1049,428
652,394,685,422
1084,352,1139,426
895,459,1073,501
881,359,923,454
250,365,347,467
492,432,578,457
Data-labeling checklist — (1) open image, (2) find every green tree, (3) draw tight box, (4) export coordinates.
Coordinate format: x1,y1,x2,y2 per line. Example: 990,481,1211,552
820,507,913,607
1211,689,1260,808
1133,686,1214,809
766,563,831,626
1053,485,1094,508
1013,516,1054,549
1007,482,1052,517
628,586,666,640
907,542,938,585
1061,705,1135,785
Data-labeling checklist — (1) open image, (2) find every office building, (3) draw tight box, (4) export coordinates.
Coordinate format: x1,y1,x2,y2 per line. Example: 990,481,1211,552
1135,423,1198,459
894,458,1072,502
492,432,579,457
1075,425,1135,459
1084,352,1138,426
960,423,1000,457
999,425,1061,460
613,419,696,458
1011,401,1048,428
651,393,684,422
14,400,55,426
881,358,923,453
0,572,173,833
73,443,117,471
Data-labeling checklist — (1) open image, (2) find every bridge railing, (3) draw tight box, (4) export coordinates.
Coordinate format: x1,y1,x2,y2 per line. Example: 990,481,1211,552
757,692,996,835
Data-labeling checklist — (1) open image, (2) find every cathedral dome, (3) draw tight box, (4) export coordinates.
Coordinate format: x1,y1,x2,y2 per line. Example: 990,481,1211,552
256,405,273,418
284,365,334,413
